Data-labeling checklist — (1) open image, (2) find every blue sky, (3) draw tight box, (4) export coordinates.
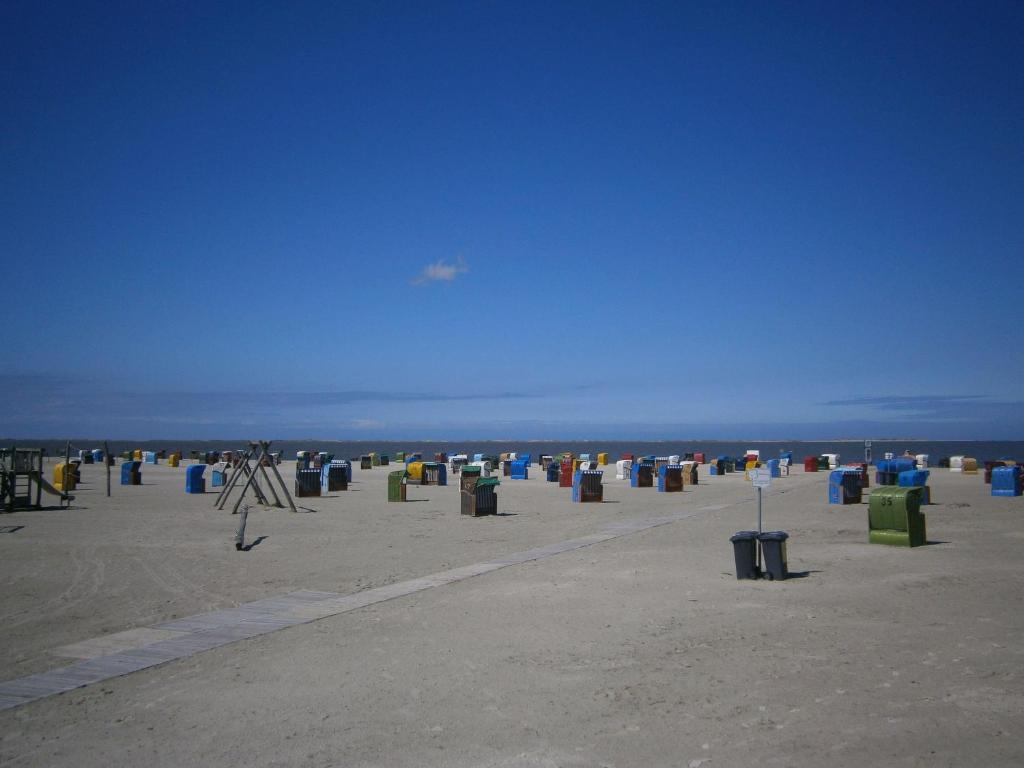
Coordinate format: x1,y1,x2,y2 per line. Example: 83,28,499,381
2,1,1022,439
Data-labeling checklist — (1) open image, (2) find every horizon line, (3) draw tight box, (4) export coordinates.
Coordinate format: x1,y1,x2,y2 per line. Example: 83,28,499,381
7,436,1020,445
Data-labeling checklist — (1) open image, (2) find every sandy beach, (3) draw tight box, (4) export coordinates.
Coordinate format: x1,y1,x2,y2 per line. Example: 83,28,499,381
1,458,1022,767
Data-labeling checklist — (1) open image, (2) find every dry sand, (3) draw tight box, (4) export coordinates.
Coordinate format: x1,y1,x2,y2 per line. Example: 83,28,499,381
1,458,1022,766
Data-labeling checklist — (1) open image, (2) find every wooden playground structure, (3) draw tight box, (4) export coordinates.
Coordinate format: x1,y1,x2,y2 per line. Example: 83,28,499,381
1,447,73,512
215,440,297,515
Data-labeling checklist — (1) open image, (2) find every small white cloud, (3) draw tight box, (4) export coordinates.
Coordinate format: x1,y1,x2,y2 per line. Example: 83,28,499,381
351,418,384,429
411,256,469,285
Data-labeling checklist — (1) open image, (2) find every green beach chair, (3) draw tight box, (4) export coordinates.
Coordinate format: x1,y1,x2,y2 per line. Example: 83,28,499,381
868,487,926,547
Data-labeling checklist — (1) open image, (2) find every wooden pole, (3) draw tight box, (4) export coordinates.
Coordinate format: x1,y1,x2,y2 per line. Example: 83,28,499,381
251,442,283,508
34,445,42,509
234,454,269,505
64,440,70,508
228,460,260,515
105,440,111,497
263,441,298,514
246,460,271,505
235,503,249,550
215,450,249,509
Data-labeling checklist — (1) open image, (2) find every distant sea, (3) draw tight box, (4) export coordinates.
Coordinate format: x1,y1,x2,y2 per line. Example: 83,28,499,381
6,438,1024,463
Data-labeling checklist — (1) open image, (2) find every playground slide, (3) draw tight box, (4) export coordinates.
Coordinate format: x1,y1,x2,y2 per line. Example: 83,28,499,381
39,477,75,501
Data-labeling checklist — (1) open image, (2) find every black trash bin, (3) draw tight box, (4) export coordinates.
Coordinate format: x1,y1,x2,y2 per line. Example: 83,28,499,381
758,531,789,581
729,531,760,580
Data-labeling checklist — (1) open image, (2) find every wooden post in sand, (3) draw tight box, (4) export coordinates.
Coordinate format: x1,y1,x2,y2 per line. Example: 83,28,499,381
64,441,70,509
235,503,249,550
104,441,111,497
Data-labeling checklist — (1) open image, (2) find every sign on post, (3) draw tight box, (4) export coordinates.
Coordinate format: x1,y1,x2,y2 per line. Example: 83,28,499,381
750,467,771,568
750,467,772,489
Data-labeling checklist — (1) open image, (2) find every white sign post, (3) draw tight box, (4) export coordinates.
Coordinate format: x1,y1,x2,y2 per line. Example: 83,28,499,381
750,468,771,572
750,467,772,490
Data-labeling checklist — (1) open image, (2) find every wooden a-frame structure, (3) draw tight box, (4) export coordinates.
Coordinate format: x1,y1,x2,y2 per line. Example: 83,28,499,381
215,440,297,514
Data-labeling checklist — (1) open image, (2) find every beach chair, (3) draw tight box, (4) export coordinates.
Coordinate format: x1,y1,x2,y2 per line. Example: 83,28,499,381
295,468,321,497
388,470,407,502
631,461,654,488
120,461,142,486
657,464,683,492
828,469,862,504
322,461,349,492
679,461,698,486
991,466,1022,497
559,460,574,487
868,487,926,547
422,462,447,486
572,470,603,503
844,462,869,488
211,462,229,487
54,463,76,493
460,465,482,492
898,469,930,504
461,476,499,516
185,465,205,494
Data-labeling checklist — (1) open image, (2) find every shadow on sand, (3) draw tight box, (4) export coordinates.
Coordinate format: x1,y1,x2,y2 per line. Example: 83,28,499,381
239,536,268,552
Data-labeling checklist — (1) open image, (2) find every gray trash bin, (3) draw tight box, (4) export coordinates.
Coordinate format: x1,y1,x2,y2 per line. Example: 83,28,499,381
757,531,789,581
729,531,760,580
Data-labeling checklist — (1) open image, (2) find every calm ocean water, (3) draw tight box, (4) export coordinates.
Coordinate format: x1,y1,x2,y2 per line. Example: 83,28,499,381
10,438,1024,463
